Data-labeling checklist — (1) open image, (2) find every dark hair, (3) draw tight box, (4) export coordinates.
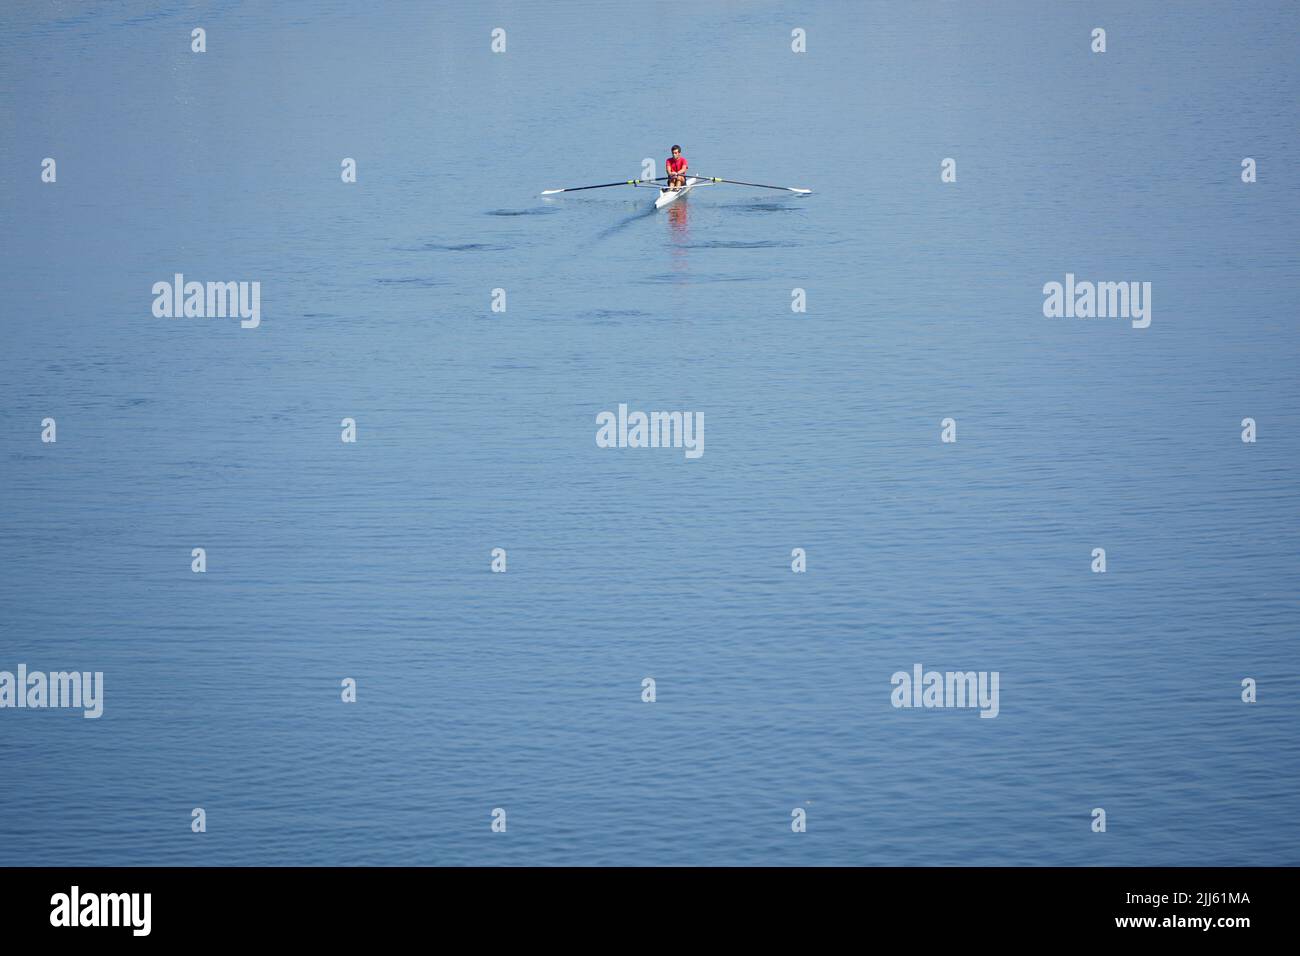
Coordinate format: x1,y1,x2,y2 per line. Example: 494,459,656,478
671,145,681,151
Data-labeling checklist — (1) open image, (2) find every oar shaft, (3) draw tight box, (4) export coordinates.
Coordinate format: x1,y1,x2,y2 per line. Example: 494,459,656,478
695,176,810,193
542,177,667,195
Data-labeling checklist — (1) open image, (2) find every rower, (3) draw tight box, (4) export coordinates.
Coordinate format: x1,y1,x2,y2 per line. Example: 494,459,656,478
665,145,688,189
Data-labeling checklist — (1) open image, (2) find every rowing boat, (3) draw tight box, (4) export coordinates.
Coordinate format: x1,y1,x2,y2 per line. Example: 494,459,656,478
541,174,810,211
654,176,704,210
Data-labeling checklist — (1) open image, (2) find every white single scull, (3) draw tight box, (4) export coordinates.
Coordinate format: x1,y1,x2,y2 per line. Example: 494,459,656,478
541,174,810,211
654,176,706,209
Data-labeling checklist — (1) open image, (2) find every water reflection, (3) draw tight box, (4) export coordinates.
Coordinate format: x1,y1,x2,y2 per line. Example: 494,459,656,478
665,196,691,230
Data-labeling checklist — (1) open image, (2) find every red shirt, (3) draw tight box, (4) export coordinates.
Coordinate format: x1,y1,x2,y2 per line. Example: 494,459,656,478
666,156,687,173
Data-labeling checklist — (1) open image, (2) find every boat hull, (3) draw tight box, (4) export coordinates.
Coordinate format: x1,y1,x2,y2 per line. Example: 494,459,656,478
655,177,699,210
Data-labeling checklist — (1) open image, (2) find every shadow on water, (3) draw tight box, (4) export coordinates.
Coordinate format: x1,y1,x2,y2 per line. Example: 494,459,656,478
591,204,659,243
392,241,513,252
678,239,795,249
374,276,445,286
578,309,650,325
718,195,811,211
638,273,765,284
733,201,806,212
486,208,557,217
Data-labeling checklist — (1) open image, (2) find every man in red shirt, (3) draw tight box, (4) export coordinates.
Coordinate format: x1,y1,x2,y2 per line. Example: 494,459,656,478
665,145,688,189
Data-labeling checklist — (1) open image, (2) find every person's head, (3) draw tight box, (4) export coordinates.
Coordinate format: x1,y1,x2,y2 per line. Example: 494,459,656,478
671,145,682,156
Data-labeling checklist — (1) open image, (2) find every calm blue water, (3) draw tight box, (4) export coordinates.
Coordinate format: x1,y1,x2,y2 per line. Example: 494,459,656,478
1,0,1297,866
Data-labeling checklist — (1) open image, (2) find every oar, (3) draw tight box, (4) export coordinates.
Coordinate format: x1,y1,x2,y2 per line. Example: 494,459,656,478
693,176,811,194
541,178,667,195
